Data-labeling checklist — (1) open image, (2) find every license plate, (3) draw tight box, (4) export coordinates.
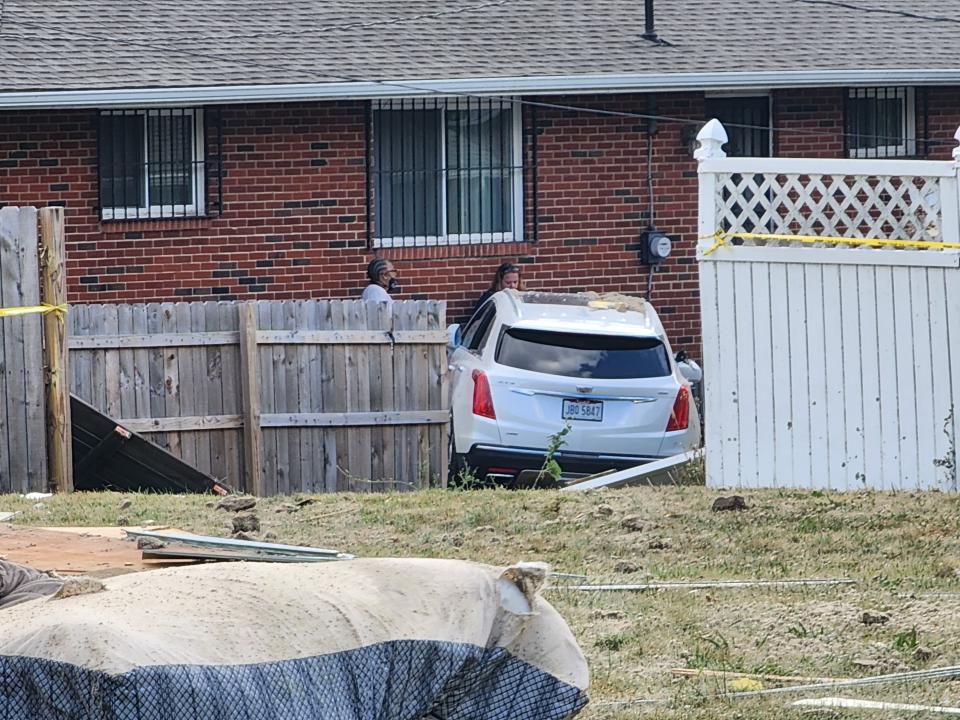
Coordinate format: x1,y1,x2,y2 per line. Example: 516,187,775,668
562,399,603,422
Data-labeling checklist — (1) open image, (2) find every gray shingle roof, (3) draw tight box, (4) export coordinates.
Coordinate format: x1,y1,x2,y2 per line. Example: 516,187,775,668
1,0,959,93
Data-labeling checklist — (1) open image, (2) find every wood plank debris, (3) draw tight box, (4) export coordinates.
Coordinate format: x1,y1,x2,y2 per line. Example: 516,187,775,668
558,579,856,592
71,395,225,494
561,449,703,491
124,528,354,562
672,668,848,684
720,665,960,700
792,697,960,714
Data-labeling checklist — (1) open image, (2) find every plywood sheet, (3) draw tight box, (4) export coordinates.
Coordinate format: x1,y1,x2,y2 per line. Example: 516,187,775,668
0,524,185,576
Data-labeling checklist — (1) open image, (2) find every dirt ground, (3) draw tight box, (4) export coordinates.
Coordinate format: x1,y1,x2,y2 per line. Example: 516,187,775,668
3,485,960,719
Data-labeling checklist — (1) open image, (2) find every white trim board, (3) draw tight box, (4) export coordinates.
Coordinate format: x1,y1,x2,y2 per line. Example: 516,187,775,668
5,69,960,110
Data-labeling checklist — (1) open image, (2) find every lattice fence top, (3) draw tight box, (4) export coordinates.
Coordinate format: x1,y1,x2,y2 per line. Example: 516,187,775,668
716,172,943,244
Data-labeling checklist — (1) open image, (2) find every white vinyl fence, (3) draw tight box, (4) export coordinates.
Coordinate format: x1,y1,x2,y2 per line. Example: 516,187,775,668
697,120,960,491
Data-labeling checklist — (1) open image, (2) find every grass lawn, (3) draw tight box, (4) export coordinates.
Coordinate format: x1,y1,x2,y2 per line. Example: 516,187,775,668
4,485,960,718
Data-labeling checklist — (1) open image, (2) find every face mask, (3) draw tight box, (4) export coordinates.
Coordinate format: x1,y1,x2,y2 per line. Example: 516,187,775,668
387,278,400,293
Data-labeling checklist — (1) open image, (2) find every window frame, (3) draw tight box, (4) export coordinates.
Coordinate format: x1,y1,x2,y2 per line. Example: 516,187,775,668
845,87,917,159
99,108,207,221
371,98,524,249
462,302,498,353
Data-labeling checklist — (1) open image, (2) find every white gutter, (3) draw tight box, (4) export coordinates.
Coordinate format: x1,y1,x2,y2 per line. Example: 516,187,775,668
2,69,960,109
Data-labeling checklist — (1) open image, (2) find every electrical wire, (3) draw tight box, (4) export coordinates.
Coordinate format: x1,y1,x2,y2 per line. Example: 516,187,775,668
0,10,948,148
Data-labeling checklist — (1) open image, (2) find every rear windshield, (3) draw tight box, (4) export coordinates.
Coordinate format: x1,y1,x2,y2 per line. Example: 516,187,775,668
495,327,671,379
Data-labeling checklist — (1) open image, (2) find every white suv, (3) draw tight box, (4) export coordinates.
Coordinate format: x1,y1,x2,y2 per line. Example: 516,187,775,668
447,291,701,485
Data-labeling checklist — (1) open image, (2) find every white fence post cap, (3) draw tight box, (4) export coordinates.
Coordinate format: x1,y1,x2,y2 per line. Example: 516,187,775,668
695,119,728,161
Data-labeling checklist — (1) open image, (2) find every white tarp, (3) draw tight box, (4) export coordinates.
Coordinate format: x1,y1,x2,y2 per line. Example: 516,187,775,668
0,557,589,719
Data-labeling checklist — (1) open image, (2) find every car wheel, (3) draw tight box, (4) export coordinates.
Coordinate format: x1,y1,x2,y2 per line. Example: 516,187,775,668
447,418,466,485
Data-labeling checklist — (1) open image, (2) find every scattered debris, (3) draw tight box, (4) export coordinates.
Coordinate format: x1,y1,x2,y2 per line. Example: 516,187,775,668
0,512,20,522
562,449,703,491
718,665,960,700
136,537,166,551
22,492,52,501
861,610,890,625
231,531,257,541
648,538,672,550
232,513,261,533
712,495,748,512
216,496,257,513
592,505,614,518
915,646,934,662
55,576,105,599
277,503,300,514
671,668,848,684
791,697,960,715
294,498,316,508
124,528,353,562
620,515,644,532
591,609,625,620
118,499,132,511
556,578,856,592
614,560,641,574
728,677,763,692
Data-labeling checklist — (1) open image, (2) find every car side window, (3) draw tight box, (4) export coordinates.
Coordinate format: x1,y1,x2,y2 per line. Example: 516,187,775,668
464,304,496,352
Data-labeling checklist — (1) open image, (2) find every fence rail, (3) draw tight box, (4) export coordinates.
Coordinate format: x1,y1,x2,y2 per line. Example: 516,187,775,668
68,299,449,495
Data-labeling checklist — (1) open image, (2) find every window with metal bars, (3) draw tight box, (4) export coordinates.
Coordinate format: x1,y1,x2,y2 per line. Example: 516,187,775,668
366,98,527,248
98,108,223,220
844,87,925,158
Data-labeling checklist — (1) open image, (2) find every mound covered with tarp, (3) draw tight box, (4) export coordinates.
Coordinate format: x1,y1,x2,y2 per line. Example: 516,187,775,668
0,558,588,719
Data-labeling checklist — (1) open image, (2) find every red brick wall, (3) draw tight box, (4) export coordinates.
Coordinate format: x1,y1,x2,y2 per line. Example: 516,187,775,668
1,87,956,357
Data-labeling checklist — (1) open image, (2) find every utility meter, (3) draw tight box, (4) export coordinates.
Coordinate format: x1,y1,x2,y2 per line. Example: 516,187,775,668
640,229,672,264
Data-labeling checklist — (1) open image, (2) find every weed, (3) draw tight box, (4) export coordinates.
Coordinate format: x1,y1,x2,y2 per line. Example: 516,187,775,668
448,463,484,490
893,626,920,652
534,422,571,487
595,633,629,652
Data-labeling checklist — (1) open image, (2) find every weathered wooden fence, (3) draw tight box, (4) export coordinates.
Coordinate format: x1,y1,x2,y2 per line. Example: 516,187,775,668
0,206,71,495
0,207,45,492
68,300,448,495
697,119,960,491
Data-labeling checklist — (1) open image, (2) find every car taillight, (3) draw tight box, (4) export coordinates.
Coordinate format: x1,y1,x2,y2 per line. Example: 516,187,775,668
471,369,496,419
666,386,689,431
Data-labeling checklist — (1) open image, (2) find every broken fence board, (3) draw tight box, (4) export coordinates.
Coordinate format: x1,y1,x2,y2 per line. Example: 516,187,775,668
561,449,704,491
124,528,351,558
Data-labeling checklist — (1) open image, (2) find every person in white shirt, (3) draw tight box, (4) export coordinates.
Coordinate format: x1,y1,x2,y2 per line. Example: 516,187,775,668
361,257,398,303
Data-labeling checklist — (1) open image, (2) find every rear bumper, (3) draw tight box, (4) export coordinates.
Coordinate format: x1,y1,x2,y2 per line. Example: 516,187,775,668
464,444,661,484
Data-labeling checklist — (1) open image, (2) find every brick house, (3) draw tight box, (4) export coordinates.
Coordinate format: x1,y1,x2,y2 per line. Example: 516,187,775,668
2,0,960,353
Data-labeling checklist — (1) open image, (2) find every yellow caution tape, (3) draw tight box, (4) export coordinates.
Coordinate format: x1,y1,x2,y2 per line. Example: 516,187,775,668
700,230,960,257
0,303,68,320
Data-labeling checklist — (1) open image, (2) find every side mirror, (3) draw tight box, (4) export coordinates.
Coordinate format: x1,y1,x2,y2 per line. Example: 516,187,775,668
677,358,703,384
446,323,462,350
